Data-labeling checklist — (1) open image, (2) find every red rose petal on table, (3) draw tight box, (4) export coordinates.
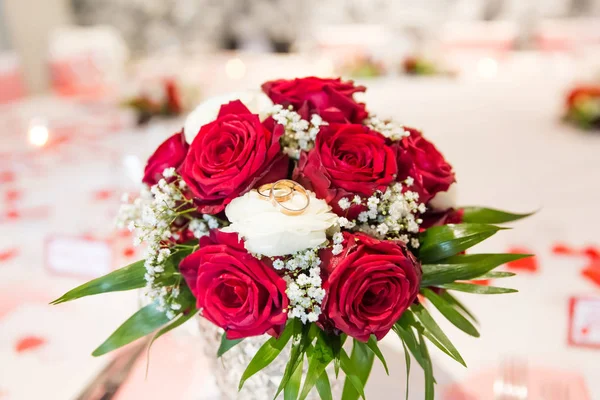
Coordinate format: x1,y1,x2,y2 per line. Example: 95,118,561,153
0,170,15,184
582,246,600,260
506,247,538,272
552,243,577,255
122,247,135,258
581,261,600,287
93,189,115,201
5,209,19,220
470,279,490,286
15,336,47,353
0,248,18,262
4,189,21,203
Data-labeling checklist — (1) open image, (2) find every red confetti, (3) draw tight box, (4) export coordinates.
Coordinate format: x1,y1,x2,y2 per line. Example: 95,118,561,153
15,336,47,353
552,243,577,255
93,189,115,201
0,248,18,262
122,247,135,258
582,246,600,260
0,170,15,184
5,209,19,220
506,247,538,272
4,189,21,203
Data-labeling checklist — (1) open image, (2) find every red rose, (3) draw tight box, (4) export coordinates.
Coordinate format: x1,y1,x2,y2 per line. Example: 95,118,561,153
142,130,189,186
180,100,288,214
394,127,455,204
320,232,421,342
294,124,397,216
261,77,368,123
179,230,289,339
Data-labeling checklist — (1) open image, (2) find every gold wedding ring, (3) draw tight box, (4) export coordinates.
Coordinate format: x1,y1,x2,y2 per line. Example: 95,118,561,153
257,182,294,202
270,180,310,216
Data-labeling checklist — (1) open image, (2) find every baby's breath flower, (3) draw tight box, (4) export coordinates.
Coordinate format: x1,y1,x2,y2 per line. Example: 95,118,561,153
271,104,328,159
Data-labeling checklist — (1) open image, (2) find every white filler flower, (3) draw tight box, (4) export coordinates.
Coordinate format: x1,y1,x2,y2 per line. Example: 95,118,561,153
222,189,338,257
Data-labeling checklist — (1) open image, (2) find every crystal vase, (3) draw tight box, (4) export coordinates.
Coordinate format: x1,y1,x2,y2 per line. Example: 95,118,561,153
197,318,342,400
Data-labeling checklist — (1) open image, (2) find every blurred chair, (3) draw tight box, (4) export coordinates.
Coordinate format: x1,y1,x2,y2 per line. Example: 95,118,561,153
48,25,129,99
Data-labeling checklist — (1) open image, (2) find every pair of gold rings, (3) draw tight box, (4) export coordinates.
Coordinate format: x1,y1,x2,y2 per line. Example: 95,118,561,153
257,180,310,216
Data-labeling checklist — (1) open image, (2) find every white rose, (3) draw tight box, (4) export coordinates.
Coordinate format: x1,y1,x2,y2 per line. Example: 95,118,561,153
183,90,273,142
222,190,338,257
429,183,458,211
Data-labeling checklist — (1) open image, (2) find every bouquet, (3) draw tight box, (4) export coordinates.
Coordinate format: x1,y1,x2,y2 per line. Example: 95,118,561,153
123,79,186,125
564,85,600,130
54,77,532,400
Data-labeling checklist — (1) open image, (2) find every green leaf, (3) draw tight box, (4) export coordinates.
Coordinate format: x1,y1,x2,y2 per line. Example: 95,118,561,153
51,260,147,304
401,339,411,400
461,207,534,224
478,271,516,279
366,336,389,375
393,320,427,373
92,302,170,356
299,335,334,400
418,224,507,263
217,334,244,358
315,371,333,400
417,331,435,400
412,304,466,367
420,253,531,287
284,354,304,400
340,341,371,400
439,291,478,323
438,282,518,294
422,289,479,337
238,321,295,390
273,320,309,400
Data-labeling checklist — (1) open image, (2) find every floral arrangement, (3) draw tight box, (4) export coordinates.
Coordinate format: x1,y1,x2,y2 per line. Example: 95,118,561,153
401,56,453,78
123,79,185,125
338,54,386,79
564,85,600,130
54,77,532,400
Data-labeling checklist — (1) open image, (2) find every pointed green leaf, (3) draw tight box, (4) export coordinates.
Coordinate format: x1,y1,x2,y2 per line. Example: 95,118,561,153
393,320,427,373
239,321,295,390
217,334,244,358
51,260,147,304
478,271,516,279
461,207,534,224
299,335,334,400
273,320,309,399
401,339,411,400
284,354,304,400
417,331,435,400
92,302,170,356
315,371,333,400
340,341,371,400
438,282,518,294
366,335,389,375
412,304,466,367
439,291,478,323
418,224,508,263
422,289,479,337
421,253,532,287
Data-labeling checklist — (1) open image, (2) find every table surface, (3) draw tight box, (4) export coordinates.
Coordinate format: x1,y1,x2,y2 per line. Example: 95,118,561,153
0,52,599,399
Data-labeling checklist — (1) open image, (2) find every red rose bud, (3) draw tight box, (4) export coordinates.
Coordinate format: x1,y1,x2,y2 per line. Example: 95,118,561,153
142,130,189,186
179,230,289,339
294,124,397,217
393,127,455,204
180,101,288,214
261,77,368,123
320,232,421,342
